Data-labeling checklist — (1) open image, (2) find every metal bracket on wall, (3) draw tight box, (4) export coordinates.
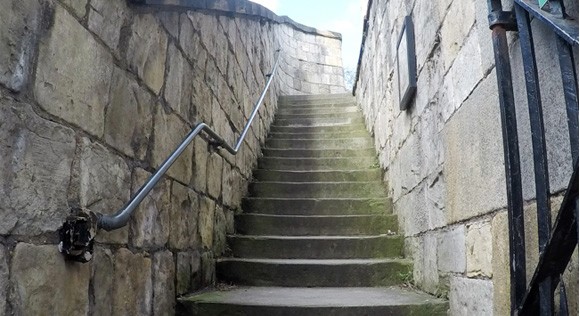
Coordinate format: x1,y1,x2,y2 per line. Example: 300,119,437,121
489,10,518,31
58,208,98,263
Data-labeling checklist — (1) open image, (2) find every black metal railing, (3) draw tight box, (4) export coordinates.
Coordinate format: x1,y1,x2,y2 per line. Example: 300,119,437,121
487,0,578,315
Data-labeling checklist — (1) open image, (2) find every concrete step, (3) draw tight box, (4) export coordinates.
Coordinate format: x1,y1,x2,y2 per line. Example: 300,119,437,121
216,258,412,287
253,169,383,182
273,116,365,127
242,197,393,215
277,106,360,115
268,130,370,139
266,137,373,149
262,147,376,158
279,93,354,105
275,111,362,120
269,124,368,134
228,234,404,259
177,286,449,316
248,182,386,198
236,214,398,236
258,157,378,171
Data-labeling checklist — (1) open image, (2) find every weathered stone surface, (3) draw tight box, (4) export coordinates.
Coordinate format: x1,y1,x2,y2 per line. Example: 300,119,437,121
78,137,131,244
443,73,506,223
153,251,175,316
193,137,208,193
165,43,195,122
199,197,216,249
201,251,215,286
412,233,439,295
169,181,199,250
0,0,44,91
104,67,154,160
61,0,86,18
0,98,75,235
152,106,193,184
206,153,223,199
113,248,152,316
88,0,127,53
437,225,465,273
466,221,492,278
0,244,7,315
491,211,509,316
125,14,168,94
179,14,207,65
35,5,113,137
213,205,227,255
440,0,476,71
11,243,90,315
91,246,114,316
176,251,201,295
130,168,171,248
449,277,493,316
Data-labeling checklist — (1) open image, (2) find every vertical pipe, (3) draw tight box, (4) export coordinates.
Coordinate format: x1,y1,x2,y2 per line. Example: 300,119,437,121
488,1,527,314
514,4,553,314
556,37,579,162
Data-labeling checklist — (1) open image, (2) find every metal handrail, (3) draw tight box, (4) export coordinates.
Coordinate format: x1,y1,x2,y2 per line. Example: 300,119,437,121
98,50,281,231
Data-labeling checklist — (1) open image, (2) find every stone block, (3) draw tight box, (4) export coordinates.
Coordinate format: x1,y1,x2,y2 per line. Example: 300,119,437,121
443,72,506,223
11,243,90,315
193,138,209,193
152,105,193,184
125,14,168,95
179,14,207,66
466,221,493,277
77,137,131,244
412,233,439,294
165,43,195,122
176,251,201,295
437,225,466,273
201,251,215,286
0,0,44,91
91,246,114,315
199,197,216,249
35,4,113,137
113,248,152,315
449,277,493,315
130,168,171,248
213,205,227,255
169,181,199,250
104,67,154,160
157,11,179,39
440,0,476,71
207,153,223,199
88,0,127,54
0,98,75,235
0,244,7,314
491,211,509,316
61,0,86,18
153,251,175,316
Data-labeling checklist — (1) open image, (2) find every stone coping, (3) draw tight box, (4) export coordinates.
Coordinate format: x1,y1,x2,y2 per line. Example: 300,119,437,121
129,0,342,39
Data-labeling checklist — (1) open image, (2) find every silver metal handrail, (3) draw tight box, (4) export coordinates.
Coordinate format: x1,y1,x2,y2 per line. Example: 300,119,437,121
98,50,281,231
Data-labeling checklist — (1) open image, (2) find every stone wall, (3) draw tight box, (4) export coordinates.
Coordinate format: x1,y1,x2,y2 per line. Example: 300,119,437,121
0,0,345,314
354,0,578,315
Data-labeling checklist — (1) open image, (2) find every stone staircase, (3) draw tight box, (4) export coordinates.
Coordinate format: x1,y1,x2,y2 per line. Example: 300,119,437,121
178,94,448,315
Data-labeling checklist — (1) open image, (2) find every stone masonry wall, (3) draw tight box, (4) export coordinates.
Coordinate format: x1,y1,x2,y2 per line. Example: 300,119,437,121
355,0,578,315
0,0,345,314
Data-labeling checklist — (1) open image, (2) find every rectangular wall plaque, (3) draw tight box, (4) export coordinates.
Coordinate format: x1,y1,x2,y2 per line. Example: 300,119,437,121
396,16,417,111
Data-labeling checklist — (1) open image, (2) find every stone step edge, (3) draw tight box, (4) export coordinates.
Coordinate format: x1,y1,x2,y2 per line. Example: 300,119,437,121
227,234,401,239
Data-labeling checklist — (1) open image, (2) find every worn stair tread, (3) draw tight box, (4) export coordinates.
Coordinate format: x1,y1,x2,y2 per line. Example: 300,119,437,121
228,234,400,240
238,214,392,219
218,258,409,264
179,286,446,308
261,148,377,158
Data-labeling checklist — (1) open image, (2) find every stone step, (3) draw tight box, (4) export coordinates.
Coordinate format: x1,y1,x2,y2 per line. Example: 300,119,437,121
177,286,449,316
279,93,354,105
273,116,365,127
248,182,386,198
262,148,376,158
269,124,368,134
236,214,398,236
228,234,404,259
258,157,378,171
268,130,370,139
253,169,383,182
216,258,412,287
266,137,373,149
242,197,393,215
277,106,360,115
275,111,362,120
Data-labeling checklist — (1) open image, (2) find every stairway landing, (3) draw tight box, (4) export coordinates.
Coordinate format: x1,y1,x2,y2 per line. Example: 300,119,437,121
178,94,448,315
